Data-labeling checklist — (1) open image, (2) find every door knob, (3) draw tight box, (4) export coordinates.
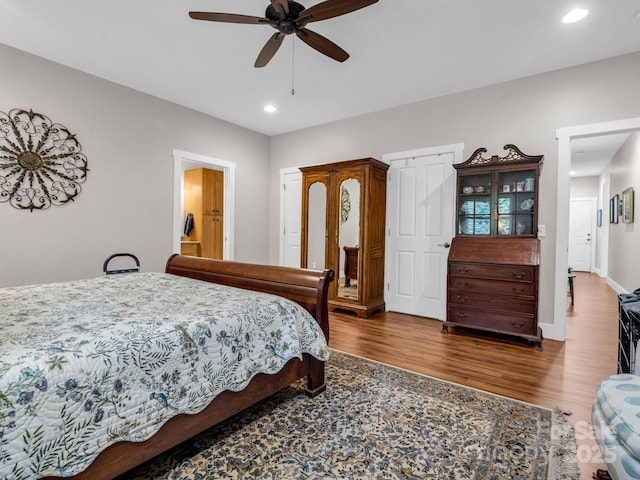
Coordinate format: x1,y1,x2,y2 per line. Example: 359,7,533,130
437,242,451,248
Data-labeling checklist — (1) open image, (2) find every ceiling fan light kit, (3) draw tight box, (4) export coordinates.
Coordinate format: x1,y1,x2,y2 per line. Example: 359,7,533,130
189,0,378,67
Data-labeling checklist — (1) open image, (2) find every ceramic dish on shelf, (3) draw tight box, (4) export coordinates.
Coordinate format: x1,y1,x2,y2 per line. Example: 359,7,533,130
462,186,474,194
475,185,487,193
520,198,534,210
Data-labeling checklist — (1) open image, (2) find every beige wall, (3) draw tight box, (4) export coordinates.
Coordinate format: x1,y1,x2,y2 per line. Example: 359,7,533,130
608,132,640,292
2,41,639,327
570,176,599,198
268,51,640,328
0,43,270,287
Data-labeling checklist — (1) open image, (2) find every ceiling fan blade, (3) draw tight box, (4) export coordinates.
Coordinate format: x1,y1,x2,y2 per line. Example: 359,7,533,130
270,0,289,17
298,0,378,24
296,28,349,63
255,33,285,68
189,11,268,25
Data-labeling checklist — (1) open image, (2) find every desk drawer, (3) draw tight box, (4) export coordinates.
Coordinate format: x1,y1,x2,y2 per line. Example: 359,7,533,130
447,306,537,336
448,277,535,296
450,262,535,282
448,291,536,315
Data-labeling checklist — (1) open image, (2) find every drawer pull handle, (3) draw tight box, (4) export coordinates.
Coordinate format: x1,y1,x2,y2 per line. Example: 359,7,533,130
510,321,525,328
512,287,525,293
456,295,468,302
456,312,468,318
512,272,526,279
458,268,469,274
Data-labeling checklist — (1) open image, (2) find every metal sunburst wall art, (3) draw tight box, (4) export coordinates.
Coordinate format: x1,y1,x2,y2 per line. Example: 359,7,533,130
0,108,88,211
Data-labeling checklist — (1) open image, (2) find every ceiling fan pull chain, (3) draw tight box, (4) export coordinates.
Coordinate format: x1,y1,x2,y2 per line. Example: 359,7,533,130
291,36,295,96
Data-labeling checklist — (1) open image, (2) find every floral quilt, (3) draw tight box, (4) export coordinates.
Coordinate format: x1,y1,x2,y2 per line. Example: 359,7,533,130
0,272,329,479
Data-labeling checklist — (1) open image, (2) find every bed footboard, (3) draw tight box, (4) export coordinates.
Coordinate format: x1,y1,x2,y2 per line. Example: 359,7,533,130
165,254,334,341
40,256,333,480
165,255,334,397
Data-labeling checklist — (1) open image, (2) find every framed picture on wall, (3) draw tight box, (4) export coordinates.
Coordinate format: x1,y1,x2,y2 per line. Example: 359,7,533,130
623,187,634,223
610,195,619,224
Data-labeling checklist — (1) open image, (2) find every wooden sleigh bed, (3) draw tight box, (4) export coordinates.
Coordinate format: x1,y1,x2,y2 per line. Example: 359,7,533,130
1,255,333,480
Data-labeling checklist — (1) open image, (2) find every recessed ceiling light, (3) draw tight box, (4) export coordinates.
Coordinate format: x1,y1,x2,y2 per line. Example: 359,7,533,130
562,9,588,24
264,105,277,113
569,170,577,176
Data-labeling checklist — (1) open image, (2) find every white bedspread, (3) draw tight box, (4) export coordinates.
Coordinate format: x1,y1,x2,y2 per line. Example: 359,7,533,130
0,272,329,479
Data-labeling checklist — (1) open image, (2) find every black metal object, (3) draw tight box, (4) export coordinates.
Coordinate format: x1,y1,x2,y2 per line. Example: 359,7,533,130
0,108,89,211
103,253,140,275
617,289,640,374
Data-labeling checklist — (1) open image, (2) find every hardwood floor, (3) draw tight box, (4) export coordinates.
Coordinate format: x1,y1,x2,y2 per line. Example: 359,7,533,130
328,271,619,480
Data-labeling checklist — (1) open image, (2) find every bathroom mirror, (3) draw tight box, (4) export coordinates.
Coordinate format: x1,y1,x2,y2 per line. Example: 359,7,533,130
337,178,360,300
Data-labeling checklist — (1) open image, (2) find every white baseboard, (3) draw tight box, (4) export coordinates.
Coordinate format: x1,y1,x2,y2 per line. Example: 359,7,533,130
608,278,627,295
539,322,561,341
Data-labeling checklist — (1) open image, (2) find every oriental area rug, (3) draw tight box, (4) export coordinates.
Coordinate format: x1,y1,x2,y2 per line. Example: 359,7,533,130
121,350,579,479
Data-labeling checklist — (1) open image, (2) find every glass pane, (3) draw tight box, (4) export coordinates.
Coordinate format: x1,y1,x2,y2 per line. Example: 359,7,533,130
522,172,535,192
517,195,535,211
474,217,491,235
338,178,360,301
499,172,516,193
460,174,491,194
498,216,512,235
475,200,491,215
307,182,326,270
498,196,512,214
515,216,533,235
499,170,535,194
460,200,475,215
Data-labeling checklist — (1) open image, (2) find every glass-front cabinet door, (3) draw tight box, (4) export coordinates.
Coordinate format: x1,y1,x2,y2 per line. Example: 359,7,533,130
497,170,536,236
457,173,492,235
454,145,542,238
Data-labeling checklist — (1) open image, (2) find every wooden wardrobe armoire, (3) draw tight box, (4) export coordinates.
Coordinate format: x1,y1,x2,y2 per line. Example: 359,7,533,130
300,158,389,318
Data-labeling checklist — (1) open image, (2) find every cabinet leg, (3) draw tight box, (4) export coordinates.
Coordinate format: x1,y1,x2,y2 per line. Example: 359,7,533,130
533,329,543,351
441,324,449,334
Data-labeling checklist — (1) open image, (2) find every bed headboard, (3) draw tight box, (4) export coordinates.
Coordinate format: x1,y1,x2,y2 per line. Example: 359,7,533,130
165,254,334,340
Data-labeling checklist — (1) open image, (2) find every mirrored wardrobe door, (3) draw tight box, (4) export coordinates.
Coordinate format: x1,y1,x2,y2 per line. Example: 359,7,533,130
306,181,327,270
337,178,361,300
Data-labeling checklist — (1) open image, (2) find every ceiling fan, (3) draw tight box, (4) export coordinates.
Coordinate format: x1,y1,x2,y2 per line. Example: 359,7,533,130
189,0,379,68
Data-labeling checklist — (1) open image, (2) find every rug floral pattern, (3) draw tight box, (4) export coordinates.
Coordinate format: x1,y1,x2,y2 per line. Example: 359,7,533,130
120,351,578,479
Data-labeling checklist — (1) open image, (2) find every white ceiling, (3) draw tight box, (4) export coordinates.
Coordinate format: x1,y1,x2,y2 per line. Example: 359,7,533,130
1,1,640,178
571,133,630,177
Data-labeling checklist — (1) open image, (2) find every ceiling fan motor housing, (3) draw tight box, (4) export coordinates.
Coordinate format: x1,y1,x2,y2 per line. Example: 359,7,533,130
266,1,306,34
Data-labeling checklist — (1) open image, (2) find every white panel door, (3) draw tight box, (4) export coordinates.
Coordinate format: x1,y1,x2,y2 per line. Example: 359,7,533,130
569,197,594,272
280,170,302,267
385,150,456,319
